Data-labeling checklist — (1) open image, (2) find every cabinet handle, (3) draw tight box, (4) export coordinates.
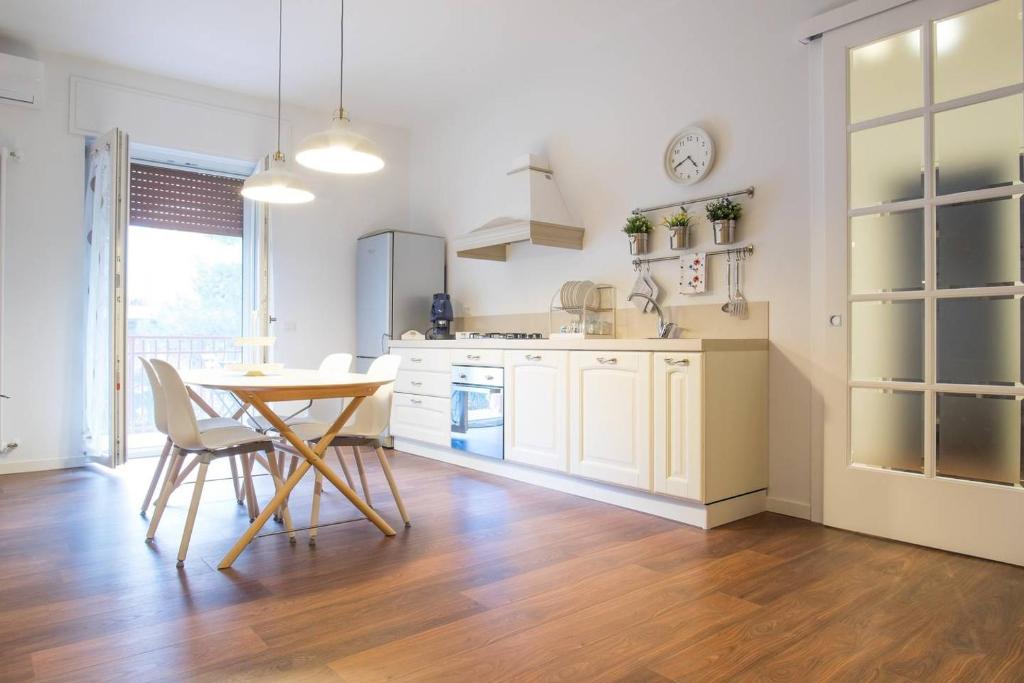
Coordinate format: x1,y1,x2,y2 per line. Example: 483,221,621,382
410,398,423,405
664,358,690,366
459,373,467,380
467,354,481,360
410,357,423,363
525,354,542,361
486,375,495,381
596,356,617,365
410,380,423,386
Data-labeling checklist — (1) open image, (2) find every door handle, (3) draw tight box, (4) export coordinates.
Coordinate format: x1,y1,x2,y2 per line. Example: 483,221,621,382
596,357,617,365
525,354,542,361
664,358,690,366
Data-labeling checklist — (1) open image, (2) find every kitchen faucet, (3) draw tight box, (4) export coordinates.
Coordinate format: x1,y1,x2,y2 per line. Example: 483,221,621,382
626,292,678,339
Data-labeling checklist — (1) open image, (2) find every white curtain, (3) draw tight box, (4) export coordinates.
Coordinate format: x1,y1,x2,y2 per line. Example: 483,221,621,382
83,136,118,462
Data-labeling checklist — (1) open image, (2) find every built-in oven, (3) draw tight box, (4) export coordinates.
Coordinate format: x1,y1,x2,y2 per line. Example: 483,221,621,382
450,365,504,459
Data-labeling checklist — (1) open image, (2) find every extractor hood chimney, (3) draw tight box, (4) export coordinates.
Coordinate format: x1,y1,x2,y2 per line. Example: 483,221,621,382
454,154,585,261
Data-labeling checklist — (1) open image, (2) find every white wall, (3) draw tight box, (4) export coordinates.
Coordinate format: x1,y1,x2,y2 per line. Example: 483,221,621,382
408,0,836,517
0,51,409,472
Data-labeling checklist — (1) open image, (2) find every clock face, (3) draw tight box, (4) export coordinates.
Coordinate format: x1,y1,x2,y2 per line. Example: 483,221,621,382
665,127,715,185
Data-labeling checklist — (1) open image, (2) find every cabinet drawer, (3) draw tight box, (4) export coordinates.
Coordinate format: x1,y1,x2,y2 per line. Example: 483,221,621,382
393,348,450,373
450,348,503,366
390,393,450,446
395,370,450,398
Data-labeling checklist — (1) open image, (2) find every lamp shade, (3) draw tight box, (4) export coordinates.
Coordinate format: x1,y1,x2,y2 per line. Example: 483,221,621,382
295,115,385,174
241,156,315,204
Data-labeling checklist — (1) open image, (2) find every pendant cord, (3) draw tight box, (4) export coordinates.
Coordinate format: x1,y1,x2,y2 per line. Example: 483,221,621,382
276,0,283,153
344,0,348,113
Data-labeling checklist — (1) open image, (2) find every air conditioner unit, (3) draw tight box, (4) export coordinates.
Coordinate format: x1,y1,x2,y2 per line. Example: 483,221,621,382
0,53,44,106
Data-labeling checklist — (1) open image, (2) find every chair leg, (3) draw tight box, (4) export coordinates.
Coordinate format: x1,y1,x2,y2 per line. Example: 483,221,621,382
333,446,356,489
147,447,184,540
176,460,209,567
264,448,296,544
241,454,259,522
309,472,324,546
376,446,411,527
228,455,244,505
352,446,372,507
140,438,172,516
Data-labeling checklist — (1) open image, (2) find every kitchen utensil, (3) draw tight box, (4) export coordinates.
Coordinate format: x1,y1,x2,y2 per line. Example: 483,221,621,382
721,254,736,314
733,255,748,318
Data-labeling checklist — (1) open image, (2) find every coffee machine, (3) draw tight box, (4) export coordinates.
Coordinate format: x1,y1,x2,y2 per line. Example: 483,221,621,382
427,292,454,340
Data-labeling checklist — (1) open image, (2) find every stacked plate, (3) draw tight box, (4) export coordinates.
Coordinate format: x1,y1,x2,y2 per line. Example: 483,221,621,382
559,280,597,310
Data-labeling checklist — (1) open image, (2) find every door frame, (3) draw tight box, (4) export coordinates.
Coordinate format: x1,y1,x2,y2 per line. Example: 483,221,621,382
815,0,1024,565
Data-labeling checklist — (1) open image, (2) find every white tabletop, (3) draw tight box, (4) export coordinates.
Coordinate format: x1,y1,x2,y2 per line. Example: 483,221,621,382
181,368,393,392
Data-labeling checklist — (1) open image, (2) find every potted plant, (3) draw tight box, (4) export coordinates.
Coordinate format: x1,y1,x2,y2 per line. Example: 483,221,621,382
662,209,692,251
623,213,652,255
705,197,742,245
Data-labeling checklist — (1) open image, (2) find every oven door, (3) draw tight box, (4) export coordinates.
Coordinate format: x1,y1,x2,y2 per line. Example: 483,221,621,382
450,379,504,459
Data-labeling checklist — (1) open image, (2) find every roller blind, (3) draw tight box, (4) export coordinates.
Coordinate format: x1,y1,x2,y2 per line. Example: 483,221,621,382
129,163,244,237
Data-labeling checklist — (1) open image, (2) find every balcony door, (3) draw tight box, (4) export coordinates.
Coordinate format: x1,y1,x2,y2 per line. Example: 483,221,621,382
821,0,1024,565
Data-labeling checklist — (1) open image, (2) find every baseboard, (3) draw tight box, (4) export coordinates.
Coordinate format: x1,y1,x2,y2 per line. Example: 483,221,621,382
395,438,767,529
0,456,89,475
766,496,812,520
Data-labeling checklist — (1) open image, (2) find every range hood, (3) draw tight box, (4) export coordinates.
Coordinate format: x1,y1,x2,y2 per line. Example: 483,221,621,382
454,154,584,261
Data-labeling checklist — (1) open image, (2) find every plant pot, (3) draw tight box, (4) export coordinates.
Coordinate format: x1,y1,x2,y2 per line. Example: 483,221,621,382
712,219,736,245
668,226,691,250
627,232,649,255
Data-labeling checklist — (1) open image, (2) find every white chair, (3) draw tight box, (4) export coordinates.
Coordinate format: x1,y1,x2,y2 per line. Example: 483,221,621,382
146,359,296,566
273,354,407,543
137,357,246,515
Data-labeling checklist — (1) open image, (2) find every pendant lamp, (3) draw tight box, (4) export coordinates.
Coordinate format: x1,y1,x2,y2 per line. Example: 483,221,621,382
242,0,315,204
296,0,385,174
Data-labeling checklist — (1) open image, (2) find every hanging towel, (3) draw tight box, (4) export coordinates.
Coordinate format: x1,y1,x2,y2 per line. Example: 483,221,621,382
679,252,706,294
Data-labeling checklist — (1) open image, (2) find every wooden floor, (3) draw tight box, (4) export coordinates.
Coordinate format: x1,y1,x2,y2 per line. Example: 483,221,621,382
1,452,1023,682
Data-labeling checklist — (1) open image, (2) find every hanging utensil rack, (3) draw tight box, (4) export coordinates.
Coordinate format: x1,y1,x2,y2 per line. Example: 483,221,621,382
632,186,754,216
632,244,753,271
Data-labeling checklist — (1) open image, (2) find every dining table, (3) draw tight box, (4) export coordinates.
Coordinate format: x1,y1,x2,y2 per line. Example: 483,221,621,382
180,367,397,569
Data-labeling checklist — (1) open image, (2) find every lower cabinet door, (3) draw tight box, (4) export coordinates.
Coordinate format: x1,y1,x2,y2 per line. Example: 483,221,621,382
390,393,450,447
505,350,568,471
569,351,652,490
652,352,704,501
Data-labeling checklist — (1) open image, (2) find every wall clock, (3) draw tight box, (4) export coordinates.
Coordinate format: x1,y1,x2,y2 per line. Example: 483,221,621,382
664,126,715,185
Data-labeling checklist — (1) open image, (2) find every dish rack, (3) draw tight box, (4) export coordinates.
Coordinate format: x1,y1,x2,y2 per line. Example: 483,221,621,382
549,281,616,339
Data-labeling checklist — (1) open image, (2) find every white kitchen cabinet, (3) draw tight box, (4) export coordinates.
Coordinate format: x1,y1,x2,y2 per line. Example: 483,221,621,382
652,352,703,501
390,393,450,447
504,350,568,471
568,351,651,490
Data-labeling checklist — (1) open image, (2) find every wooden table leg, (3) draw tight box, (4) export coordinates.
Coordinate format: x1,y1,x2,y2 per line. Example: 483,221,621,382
217,392,396,569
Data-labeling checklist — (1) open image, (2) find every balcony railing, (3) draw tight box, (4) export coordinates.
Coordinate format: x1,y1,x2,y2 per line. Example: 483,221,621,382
127,335,242,437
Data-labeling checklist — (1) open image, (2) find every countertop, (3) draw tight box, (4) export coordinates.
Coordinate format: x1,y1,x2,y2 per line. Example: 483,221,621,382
388,337,767,352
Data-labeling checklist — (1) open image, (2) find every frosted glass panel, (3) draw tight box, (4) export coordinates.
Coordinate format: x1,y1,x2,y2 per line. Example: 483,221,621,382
934,0,1023,103
851,210,925,293
850,29,922,123
934,94,1024,195
851,300,924,381
850,118,924,208
851,388,924,472
937,296,1021,385
937,195,1023,289
937,393,1021,485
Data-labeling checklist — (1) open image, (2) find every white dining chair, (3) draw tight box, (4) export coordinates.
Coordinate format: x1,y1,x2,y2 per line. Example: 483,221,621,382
146,359,296,566
137,357,246,515
272,354,407,543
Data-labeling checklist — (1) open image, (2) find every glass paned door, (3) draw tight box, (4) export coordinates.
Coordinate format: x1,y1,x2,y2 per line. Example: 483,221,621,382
823,0,1024,566
83,128,129,467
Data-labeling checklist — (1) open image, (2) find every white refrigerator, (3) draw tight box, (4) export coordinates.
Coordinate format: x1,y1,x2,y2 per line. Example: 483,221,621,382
356,231,446,372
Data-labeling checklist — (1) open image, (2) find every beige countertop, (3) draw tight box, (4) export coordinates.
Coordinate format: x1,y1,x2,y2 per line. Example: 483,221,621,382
388,337,767,352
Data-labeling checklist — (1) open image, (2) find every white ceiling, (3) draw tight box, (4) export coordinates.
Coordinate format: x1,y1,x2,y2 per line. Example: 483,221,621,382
0,0,697,129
